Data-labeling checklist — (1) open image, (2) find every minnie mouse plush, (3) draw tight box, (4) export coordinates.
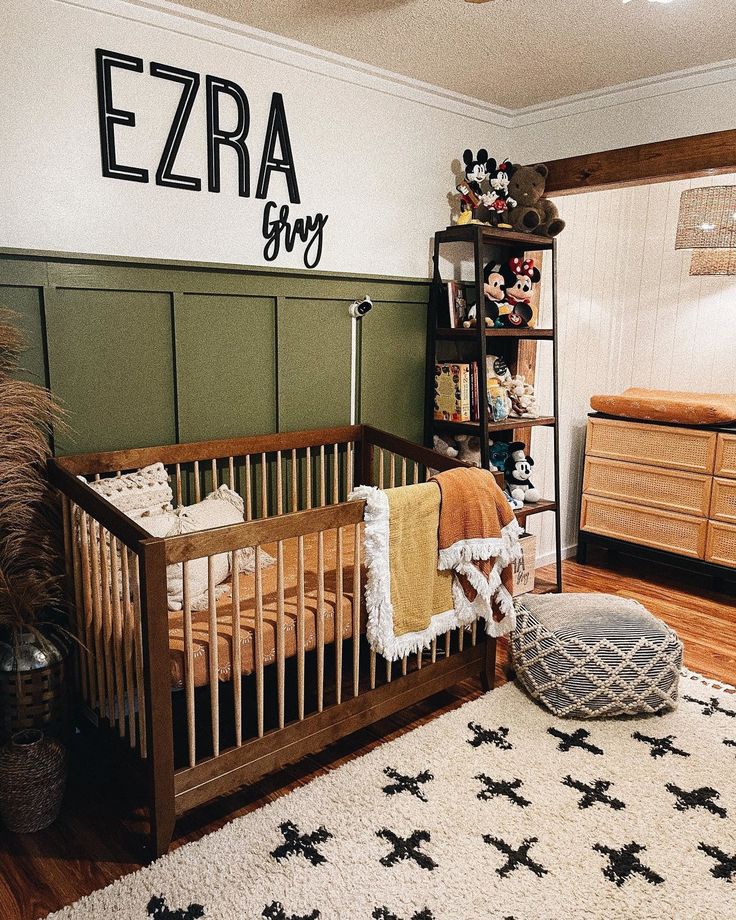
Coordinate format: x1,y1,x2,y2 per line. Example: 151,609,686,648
498,256,540,328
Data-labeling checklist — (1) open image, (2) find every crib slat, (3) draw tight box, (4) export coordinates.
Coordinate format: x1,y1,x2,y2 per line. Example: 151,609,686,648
254,545,265,737
444,630,451,659
79,515,97,707
378,448,385,488
390,455,396,489
110,537,125,736
386,657,392,683
260,452,268,519
120,546,137,749
319,445,326,507
431,637,437,664
276,450,283,515
417,649,423,670
276,539,286,729
131,552,147,758
297,534,306,720
352,522,360,698
182,560,196,767
333,442,339,503
458,626,465,652
88,517,106,718
401,655,408,676
317,529,325,712
291,448,298,513
335,526,343,705
370,649,377,690
306,446,313,510
401,457,407,486
69,505,88,700
412,463,419,485
245,455,253,520
60,498,78,689
471,621,477,646
207,556,219,758
194,460,201,502
228,456,235,491
99,527,115,724
231,549,242,748
175,463,183,507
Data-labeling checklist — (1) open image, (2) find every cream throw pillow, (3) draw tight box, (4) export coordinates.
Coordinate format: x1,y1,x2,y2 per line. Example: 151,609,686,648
85,462,173,514
133,484,274,611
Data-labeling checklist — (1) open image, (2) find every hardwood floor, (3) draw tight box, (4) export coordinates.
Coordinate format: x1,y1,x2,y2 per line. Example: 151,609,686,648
1,554,734,920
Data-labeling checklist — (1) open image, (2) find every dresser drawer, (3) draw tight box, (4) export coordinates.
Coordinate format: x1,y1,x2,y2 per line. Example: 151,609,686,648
710,478,736,525
586,417,717,474
715,433,736,479
583,457,711,517
580,495,707,559
705,521,736,568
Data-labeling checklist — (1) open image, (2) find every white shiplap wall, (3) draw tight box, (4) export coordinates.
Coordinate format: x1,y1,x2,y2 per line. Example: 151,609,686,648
529,173,736,565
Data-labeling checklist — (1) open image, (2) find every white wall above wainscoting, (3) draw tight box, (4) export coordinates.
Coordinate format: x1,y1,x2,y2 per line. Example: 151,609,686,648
528,173,736,567
0,0,509,278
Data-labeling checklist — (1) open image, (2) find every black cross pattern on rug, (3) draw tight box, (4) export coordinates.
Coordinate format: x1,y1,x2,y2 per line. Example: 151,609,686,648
699,842,736,883
547,726,603,756
372,908,435,920
377,828,438,871
271,821,333,866
631,731,690,759
562,775,625,811
666,783,727,819
482,835,548,879
383,766,434,803
475,774,531,808
467,722,512,750
593,841,664,888
262,903,320,920
683,695,736,719
725,738,736,753
147,896,205,920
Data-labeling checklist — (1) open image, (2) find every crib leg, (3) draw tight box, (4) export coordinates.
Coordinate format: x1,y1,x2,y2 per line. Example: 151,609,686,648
480,637,496,692
140,540,177,862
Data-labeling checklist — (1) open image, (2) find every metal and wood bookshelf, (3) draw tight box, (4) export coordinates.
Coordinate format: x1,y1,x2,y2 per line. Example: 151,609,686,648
423,223,563,592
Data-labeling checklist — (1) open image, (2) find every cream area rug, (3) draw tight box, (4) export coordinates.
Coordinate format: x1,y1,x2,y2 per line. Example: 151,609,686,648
48,671,736,920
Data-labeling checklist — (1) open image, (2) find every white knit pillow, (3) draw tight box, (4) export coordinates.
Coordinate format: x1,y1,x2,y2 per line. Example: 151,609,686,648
133,485,273,611
85,462,173,515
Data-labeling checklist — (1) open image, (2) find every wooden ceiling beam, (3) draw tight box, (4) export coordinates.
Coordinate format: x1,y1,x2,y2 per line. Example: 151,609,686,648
544,129,736,196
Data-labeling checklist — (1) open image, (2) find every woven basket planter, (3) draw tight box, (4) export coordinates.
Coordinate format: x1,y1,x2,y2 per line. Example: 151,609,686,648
0,729,67,833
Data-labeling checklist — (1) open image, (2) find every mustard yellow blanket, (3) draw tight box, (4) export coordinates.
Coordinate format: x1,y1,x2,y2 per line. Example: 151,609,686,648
350,470,521,661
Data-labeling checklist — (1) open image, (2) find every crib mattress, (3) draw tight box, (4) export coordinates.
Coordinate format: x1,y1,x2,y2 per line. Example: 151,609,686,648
168,527,362,689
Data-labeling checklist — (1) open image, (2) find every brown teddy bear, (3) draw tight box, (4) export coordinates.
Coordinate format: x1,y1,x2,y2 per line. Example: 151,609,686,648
506,164,565,238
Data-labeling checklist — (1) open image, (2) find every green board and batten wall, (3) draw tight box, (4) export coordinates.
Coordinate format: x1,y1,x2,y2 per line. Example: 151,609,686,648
0,249,430,456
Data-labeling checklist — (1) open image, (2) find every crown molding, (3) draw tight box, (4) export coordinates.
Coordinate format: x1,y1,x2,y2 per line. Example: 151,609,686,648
57,0,514,129
512,58,736,127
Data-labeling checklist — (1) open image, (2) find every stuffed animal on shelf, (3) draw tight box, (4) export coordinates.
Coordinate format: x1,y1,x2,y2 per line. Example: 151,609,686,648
505,374,540,419
504,442,541,503
463,262,506,328
506,164,565,238
477,159,516,227
433,434,459,458
498,256,540,328
455,434,482,467
490,440,512,473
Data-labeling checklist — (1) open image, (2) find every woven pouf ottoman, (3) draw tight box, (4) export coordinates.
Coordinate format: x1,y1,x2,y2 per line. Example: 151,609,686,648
510,593,683,718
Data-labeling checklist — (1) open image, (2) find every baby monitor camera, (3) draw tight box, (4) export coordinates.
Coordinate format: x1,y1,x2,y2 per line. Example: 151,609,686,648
349,295,373,319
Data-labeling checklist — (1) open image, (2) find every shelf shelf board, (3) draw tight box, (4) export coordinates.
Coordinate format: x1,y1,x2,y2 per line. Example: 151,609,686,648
515,498,556,522
433,416,556,436
436,327,554,341
437,224,555,251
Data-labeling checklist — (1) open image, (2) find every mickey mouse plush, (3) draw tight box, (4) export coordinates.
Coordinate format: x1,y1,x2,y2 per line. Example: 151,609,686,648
498,256,540,328
463,148,492,196
504,441,541,503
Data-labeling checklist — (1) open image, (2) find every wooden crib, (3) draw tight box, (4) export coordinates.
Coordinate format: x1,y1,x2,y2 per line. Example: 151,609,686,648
49,425,496,859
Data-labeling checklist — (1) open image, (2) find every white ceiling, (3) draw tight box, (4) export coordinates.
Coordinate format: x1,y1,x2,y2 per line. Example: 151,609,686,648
165,0,736,109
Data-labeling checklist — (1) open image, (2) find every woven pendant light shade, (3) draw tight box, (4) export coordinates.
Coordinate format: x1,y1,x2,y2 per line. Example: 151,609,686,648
675,186,736,249
690,249,736,276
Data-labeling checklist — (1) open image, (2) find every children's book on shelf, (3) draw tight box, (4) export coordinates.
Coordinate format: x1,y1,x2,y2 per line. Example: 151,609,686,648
434,362,472,422
446,281,468,328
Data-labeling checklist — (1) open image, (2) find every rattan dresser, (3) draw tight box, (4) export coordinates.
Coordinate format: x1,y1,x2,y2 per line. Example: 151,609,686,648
578,414,736,585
